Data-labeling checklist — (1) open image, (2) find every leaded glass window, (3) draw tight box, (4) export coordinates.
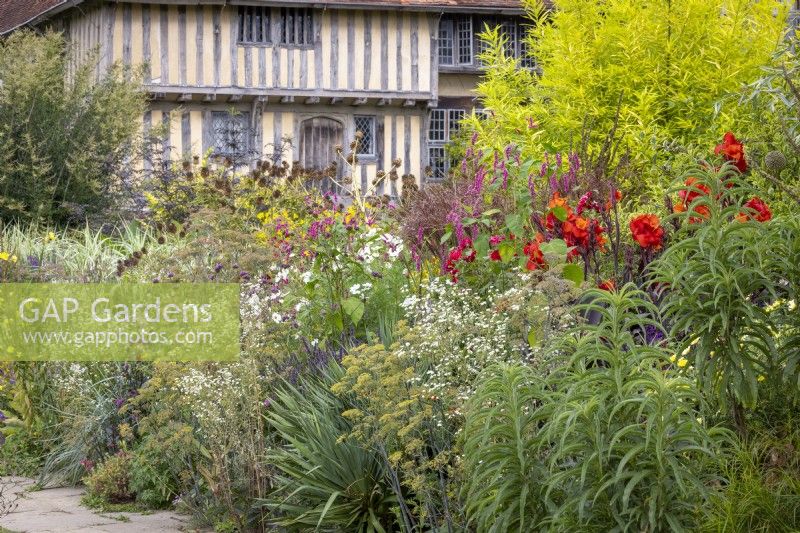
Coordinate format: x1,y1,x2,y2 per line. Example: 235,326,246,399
212,111,250,160
438,19,454,65
456,17,473,65
354,115,376,156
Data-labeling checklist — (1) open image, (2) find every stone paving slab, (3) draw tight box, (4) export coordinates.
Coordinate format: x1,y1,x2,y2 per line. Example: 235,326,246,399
0,478,199,533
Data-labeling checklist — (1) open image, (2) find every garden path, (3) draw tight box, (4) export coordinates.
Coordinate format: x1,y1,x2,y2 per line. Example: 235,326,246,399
0,478,204,533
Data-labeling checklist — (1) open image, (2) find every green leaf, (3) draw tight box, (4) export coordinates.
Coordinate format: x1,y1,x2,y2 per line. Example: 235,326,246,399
505,213,524,237
440,231,453,245
551,205,569,222
539,238,568,258
328,311,344,332
527,329,537,348
562,263,584,287
342,297,365,326
499,241,516,263
474,234,490,259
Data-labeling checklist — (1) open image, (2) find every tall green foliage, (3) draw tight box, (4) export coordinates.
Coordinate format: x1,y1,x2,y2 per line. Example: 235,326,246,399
0,31,146,223
462,364,547,532
651,165,800,433
472,0,788,192
263,369,398,532
462,286,726,531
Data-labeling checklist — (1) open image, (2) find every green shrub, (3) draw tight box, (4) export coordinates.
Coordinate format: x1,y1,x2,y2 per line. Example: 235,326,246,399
471,0,787,194
702,424,800,532
84,452,133,504
540,286,727,531
263,367,399,532
0,31,146,223
651,165,800,433
462,363,547,532
462,285,728,531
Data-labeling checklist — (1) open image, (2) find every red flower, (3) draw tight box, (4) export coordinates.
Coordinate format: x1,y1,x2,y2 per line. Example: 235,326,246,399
715,132,747,173
444,237,477,281
523,234,546,271
605,189,623,211
598,279,616,291
563,214,590,248
577,191,600,215
546,192,573,229
461,240,476,263
674,177,711,223
737,197,772,223
630,214,664,250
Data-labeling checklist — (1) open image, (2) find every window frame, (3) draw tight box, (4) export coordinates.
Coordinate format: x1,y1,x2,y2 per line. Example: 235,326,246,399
353,115,377,157
438,14,534,70
438,18,454,66
427,108,467,182
237,6,271,45
280,7,314,47
210,111,252,162
456,16,473,65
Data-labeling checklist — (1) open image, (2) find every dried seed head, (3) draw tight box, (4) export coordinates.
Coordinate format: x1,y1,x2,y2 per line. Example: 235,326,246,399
764,150,787,173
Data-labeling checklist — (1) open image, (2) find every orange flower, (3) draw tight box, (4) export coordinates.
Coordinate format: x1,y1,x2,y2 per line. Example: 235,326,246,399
523,233,546,270
563,215,589,247
714,132,747,173
598,279,616,291
604,189,623,211
546,192,573,229
630,214,664,250
737,196,772,223
674,177,711,223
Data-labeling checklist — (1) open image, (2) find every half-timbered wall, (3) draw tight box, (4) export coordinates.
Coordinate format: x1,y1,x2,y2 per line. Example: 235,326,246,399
94,3,435,99
146,103,426,187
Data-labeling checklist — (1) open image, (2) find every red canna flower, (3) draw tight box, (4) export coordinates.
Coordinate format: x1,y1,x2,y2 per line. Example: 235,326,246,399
630,214,664,250
604,189,623,211
737,196,772,223
523,234,546,271
546,192,573,229
563,214,590,248
444,237,475,281
674,177,711,223
598,279,616,291
715,132,747,173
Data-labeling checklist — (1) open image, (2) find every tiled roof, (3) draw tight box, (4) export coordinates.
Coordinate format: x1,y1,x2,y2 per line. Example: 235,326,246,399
0,0,537,35
0,0,69,35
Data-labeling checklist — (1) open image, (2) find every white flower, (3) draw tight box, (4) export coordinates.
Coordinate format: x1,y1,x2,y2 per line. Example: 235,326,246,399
271,312,283,323
349,282,372,298
275,269,290,284
301,271,313,284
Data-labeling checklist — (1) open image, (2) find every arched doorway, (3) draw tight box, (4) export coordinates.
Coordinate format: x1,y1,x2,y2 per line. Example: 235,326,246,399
298,116,344,191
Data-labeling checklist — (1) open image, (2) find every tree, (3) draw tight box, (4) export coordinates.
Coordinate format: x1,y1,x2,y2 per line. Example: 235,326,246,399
470,0,788,195
0,31,147,223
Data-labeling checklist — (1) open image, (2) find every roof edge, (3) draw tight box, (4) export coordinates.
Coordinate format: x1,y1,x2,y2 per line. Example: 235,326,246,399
2,0,533,36
0,0,78,36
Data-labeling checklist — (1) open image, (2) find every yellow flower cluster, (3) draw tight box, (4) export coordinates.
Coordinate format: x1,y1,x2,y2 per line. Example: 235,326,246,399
0,252,17,263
